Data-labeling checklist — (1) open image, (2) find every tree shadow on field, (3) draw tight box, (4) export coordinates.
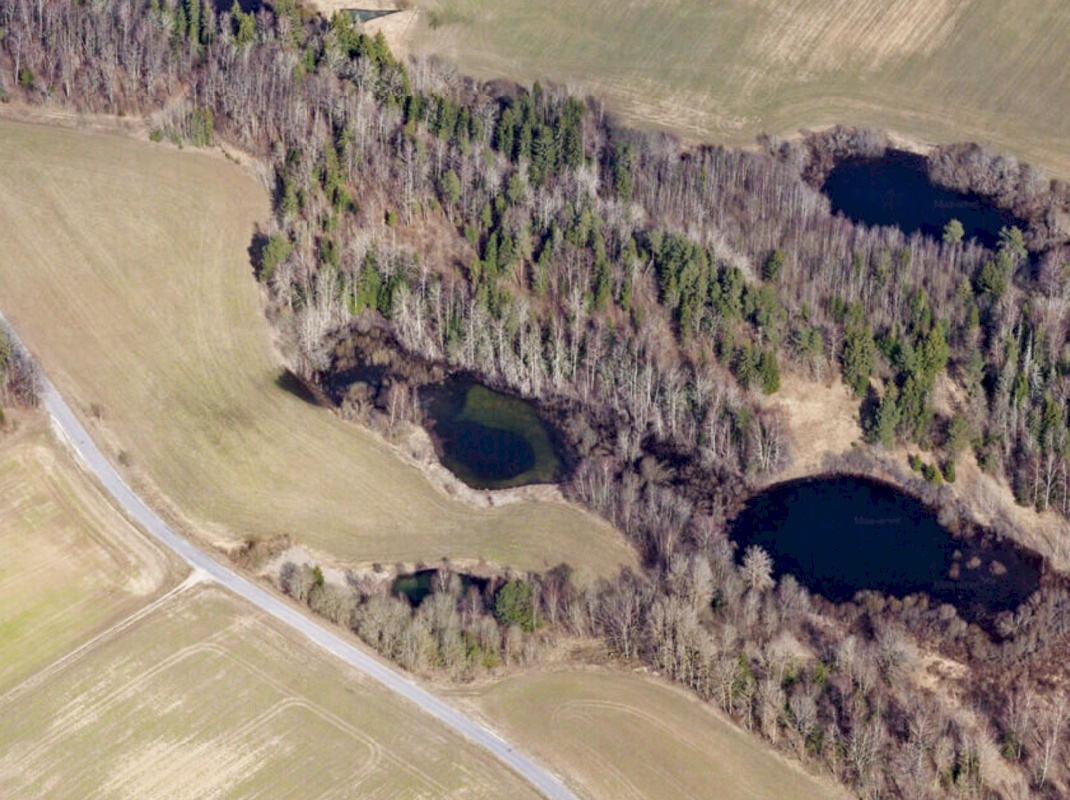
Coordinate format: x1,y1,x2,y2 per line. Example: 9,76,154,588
858,382,880,441
276,369,327,407
247,226,269,280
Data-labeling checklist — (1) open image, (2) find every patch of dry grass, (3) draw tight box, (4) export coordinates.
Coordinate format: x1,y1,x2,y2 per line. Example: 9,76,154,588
0,120,635,576
401,0,1070,178
0,416,178,693
455,669,848,800
0,582,542,799
763,371,862,481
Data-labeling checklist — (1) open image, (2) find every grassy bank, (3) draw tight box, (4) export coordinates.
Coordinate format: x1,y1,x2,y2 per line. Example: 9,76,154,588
0,120,635,575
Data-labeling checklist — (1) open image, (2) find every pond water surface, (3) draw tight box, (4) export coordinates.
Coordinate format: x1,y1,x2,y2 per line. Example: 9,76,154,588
392,569,489,607
729,475,1041,622
420,376,563,490
822,150,1024,249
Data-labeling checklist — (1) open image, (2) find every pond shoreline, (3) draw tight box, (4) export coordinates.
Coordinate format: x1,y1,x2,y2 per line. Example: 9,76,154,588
729,472,1043,625
821,149,1026,249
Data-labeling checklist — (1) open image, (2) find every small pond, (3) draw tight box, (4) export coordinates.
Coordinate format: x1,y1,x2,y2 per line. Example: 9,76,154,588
729,475,1041,622
393,569,489,607
420,376,563,490
346,8,400,23
822,150,1024,249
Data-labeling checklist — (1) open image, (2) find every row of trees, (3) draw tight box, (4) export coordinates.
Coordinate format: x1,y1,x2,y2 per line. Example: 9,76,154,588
0,324,39,412
280,562,546,674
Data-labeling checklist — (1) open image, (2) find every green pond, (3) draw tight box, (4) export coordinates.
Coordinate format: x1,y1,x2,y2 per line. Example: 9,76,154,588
392,569,489,606
420,377,563,490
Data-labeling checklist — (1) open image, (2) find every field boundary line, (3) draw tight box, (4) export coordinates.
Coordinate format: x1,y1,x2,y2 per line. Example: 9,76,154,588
0,571,203,706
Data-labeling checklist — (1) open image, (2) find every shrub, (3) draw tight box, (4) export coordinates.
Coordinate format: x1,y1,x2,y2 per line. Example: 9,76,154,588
494,579,537,632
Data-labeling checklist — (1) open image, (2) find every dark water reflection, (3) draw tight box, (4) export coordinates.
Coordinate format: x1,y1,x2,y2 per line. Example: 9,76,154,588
822,151,1024,248
729,476,1041,622
420,376,563,490
392,569,489,607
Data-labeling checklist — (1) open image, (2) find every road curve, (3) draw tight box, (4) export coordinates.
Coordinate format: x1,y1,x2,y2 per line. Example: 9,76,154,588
0,313,576,800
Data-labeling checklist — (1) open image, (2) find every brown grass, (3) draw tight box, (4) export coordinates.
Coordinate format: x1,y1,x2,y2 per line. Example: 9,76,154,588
0,119,636,577
398,0,1070,178
0,415,180,694
452,669,849,800
0,581,542,798
762,371,862,481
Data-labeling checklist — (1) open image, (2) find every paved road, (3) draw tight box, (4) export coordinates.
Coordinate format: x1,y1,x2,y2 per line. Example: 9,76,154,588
1,313,576,800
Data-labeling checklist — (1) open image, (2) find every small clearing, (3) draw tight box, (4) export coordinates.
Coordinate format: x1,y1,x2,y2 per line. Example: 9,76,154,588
763,371,861,481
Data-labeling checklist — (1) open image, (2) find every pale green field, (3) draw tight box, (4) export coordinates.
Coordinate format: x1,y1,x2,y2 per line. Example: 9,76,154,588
0,418,177,693
409,0,1070,177
0,120,635,576
0,582,541,798
459,670,848,800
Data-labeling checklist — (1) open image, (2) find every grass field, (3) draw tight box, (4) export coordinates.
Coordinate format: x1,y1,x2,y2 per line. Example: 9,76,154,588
403,0,1070,177
0,119,635,576
0,416,178,693
0,581,542,798
456,670,847,800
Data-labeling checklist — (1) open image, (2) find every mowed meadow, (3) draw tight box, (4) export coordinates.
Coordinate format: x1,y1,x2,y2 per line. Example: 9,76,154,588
408,0,1070,176
0,120,634,575
457,671,849,800
0,581,541,799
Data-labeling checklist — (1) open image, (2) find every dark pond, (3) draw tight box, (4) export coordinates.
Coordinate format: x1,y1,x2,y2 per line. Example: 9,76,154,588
420,376,563,490
822,150,1024,249
393,569,489,607
729,476,1041,622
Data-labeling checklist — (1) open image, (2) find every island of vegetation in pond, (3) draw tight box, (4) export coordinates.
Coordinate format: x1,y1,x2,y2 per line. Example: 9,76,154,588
730,475,1040,622
822,150,1025,249
420,377,563,490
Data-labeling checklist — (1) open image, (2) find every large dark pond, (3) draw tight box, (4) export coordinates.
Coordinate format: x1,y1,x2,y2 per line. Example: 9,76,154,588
420,376,563,490
822,150,1024,249
729,476,1041,621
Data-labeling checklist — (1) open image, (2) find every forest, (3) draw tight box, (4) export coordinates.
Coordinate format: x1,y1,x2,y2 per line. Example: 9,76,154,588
8,0,1070,795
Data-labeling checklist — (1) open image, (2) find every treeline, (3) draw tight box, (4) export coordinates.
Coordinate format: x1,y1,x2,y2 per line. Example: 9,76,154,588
279,562,551,674
0,323,39,413
9,0,1070,794
284,532,1070,799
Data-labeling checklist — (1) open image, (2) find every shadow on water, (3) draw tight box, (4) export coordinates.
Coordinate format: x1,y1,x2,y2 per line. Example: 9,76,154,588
420,375,563,490
393,569,489,607
323,363,388,405
729,475,1041,624
822,151,1026,249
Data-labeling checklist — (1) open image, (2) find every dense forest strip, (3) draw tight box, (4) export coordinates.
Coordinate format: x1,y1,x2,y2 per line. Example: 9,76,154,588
7,0,1070,795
